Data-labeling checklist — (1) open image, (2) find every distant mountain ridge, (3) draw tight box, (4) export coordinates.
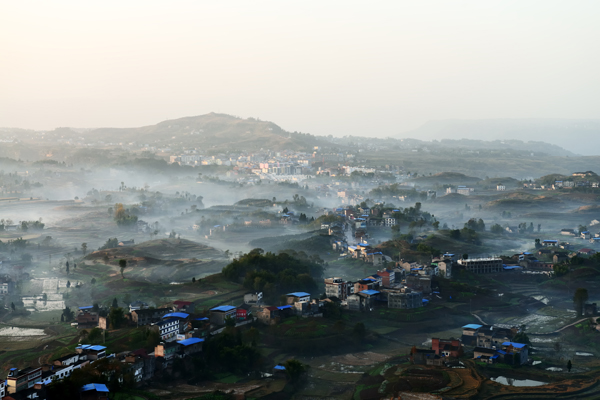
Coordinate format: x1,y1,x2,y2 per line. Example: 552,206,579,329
398,119,600,156
81,113,329,152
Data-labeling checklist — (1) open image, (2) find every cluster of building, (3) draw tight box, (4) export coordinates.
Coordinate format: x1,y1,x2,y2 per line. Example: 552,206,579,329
325,267,427,312
411,324,529,367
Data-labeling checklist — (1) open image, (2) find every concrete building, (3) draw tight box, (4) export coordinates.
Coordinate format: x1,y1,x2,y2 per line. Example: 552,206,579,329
458,257,503,274
383,288,423,309
209,305,237,325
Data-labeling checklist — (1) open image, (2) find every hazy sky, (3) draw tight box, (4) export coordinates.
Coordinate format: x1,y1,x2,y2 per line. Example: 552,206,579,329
2,1,600,137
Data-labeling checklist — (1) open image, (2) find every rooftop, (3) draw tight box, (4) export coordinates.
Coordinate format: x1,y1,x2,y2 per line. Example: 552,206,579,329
463,324,482,330
177,337,205,346
287,292,310,297
210,305,237,312
360,289,380,296
81,383,109,393
162,312,189,319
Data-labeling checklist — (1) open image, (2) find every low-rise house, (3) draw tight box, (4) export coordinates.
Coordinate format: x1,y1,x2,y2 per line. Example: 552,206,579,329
579,248,597,255
118,239,135,247
381,287,423,309
581,231,592,240
286,292,310,304
474,347,497,364
561,228,576,236
501,342,529,365
542,239,559,247
432,338,462,357
131,308,171,326
236,303,252,320
53,353,80,367
461,324,483,346
412,349,442,366
405,274,432,295
6,367,42,394
209,305,237,325
177,337,204,357
154,341,180,361
244,292,263,305
80,383,110,400
258,306,279,325
76,344,107,360
476,325,517,349
173,300,194,313
77,306,99,329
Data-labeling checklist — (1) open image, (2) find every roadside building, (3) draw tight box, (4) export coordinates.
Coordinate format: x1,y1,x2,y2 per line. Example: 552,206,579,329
457,258,503,274
209,305,237,325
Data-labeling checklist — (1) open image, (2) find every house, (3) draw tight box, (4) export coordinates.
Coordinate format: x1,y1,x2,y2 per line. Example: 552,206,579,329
177,337,204,357
118,239,135,247
325,277,354,300
405,275,432,295
501,342,528,365
376,269,395,287
209,305,237,325
474,347,497,364
434,261,452,279
173,300,194,313
476,325,517,349
152,318,180,341
357,290,380,310
76,344,107,360
286,292,310,304
383,288,423,309
354,278,378,293
131,307,170,326
129,301,149,312
154,341,180,361
561,228,576,236
244,292,263,305
273,364,287,378
258,306,279,325
432,338,462,358
579,248,596,256
461,324,483,346
581,231,592,240
412,349,442,366
553,254,569,264
457,257,503,273
80,383,110,400
346,294,361,311
53,353,80,367
77,306,99,329
6,367,42,394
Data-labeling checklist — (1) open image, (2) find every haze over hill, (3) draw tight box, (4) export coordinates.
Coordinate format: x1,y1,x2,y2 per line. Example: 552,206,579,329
399,119,600,156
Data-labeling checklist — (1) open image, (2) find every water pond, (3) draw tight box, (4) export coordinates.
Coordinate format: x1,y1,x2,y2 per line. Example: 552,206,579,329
491,376,547,387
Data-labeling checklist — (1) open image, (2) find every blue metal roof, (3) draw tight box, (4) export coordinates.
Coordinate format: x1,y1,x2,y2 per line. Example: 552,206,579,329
195,317,209,321
79,306,93,310
81,383,109,393
360,289,380,296
463,324,482,330
503,266,522,270
362,278,376,282
502,341,527,349
163,312,189,319
210,305,236,312
77,345,106,351
277,305,292,310
422,299,429,303
273,365,286,370
287,292,310,297
177,337,205,346
543,240,557,243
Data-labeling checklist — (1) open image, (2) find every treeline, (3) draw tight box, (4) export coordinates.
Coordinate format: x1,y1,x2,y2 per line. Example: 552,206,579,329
222,249,323,299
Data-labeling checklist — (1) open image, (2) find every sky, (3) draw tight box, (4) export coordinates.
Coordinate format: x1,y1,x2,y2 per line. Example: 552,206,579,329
1,0,600,139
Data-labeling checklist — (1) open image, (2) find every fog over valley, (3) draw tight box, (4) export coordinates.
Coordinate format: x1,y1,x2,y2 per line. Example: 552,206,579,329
2,1,600,399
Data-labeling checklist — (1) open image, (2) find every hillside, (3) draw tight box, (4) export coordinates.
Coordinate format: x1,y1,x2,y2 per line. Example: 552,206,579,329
411,172,481,185
82,113,331,152
84,238,226,282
